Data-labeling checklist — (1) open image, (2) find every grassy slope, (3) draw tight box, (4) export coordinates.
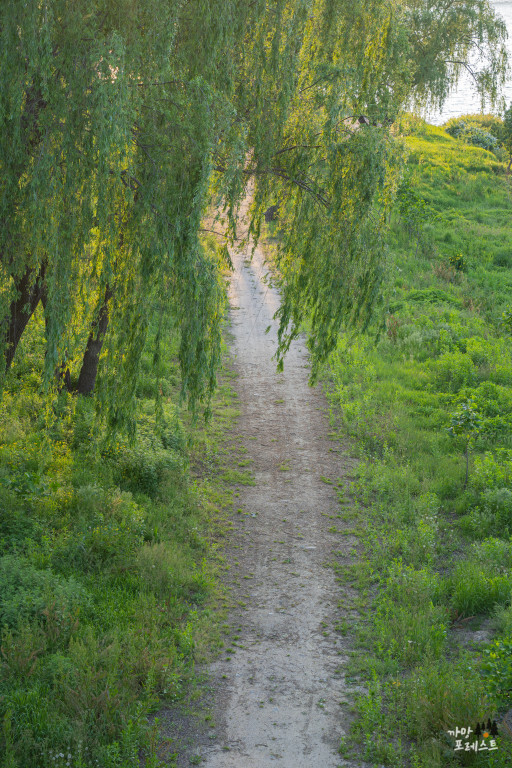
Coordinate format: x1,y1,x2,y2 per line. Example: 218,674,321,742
0,301,240,768
327,120,512,767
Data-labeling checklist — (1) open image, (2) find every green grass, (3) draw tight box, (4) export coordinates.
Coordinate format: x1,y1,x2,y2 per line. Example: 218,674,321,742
0,304,239,768
327,118,512,766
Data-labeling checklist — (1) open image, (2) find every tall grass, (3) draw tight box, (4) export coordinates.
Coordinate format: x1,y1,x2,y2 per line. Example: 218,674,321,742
328,118,512,766
0,302,236,767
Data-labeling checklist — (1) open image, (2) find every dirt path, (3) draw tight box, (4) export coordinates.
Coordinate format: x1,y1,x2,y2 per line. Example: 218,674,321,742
194,202,361,767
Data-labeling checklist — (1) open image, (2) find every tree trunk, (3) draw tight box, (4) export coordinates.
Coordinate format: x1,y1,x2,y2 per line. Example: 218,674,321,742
76,284,113,395
3,85,49,373
5,262,47,371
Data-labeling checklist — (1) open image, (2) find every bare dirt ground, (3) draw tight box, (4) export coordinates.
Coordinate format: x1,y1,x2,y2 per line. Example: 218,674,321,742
193,199,364,767
156,197,365,767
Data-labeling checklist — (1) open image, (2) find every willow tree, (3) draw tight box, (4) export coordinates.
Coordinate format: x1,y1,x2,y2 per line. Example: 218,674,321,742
0,0,507,429
1,0,251,431
228,0,508,379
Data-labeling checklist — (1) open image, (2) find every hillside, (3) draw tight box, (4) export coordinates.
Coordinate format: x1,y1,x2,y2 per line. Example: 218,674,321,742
328,118,512,767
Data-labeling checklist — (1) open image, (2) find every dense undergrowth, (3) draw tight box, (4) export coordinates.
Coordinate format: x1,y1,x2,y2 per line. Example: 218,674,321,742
326,117,512,766
0,301,238,768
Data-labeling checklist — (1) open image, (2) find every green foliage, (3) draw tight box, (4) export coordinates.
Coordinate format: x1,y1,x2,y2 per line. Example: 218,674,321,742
0,4,510,766
327,121,512,766
482,636,512,703
445,113,505,138
403,3,507,111
137,542,209,603
402,657,496,742
445,119,499,152
472,451,512,491
448,253,467,272
352,674,406,765
373,562,447,666
481,488,512,527
395,178,438,256
108,428,185,500
1,0,508,418
501,102,512,162
0,555,89,630
447,400,481,447
447,558,512,617
0,316,224,768
501,308,512,335
53,489,145,574
433,353,477,392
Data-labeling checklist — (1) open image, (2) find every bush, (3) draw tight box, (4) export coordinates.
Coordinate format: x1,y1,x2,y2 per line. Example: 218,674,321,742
462,126,497,152
430,350,477,392
109,431,185,499
445,113,504,139
494,248,512,268
448,252,467,272
371,563,447,666
459,489,512,538
0,487,39,555
472,537,512,569
444,117,500,153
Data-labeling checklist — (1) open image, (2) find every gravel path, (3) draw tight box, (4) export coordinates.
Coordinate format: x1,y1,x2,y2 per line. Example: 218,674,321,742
194,200,362,767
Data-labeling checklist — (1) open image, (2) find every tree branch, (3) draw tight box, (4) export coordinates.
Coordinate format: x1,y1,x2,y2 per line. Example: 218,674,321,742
272,143,322,156
445,59,478,81
213,164,329,207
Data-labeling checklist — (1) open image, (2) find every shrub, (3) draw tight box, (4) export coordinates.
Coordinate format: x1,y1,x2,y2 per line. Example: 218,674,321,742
472,537,512,569
460,489,512,539
111,441,184,499
444,118,499,153
0,486,39,555
457,381,512,443
433,259,460,284
371,563,447,666
1,686,72,765
447,399,481,488
445,113,504,140
494,249,512,268
431,350,477,392
72,483,107,518
448,252,467,272
460,126,498,152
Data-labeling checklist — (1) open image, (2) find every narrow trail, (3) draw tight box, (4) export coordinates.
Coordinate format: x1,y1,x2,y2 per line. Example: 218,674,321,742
196,200,362,768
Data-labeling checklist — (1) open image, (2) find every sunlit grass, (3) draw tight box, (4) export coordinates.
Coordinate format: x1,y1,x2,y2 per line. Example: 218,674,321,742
0,305,236,766
329,118,512,766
